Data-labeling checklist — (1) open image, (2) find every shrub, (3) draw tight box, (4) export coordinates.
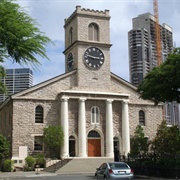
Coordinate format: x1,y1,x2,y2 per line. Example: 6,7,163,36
0,134,10,161
2,159,13,172
25,156,35,171
35,154,46,168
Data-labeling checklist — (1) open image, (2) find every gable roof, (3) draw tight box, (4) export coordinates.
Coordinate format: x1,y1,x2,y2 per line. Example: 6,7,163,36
0,70,77,108
0,69,158,108
110,72,137,91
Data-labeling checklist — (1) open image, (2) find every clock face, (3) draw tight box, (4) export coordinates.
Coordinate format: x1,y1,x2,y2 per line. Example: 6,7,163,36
67,52,74,71
84,47,105,69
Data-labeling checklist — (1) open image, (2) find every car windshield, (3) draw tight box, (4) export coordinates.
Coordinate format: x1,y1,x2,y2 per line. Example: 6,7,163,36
109,163,128,169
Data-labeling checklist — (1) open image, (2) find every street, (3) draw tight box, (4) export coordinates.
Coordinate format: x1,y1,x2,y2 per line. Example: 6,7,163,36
8,174,162,180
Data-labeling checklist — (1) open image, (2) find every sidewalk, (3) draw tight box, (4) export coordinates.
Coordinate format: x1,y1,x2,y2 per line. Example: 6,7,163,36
0,171,57,179
0,171,173,179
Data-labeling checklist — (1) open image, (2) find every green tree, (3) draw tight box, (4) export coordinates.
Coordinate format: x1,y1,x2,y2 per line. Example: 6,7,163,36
0,134,10,161
151,120,180,156
0,0,53,92
130,125,149,156
137,48,180,104
43,125,64,148
25,156,35,171
0,66,7,93
0,0,52,65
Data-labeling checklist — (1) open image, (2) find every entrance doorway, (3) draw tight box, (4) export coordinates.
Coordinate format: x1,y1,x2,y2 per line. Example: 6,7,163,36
69,135,75,157
113,137,119,151
88,130,101,157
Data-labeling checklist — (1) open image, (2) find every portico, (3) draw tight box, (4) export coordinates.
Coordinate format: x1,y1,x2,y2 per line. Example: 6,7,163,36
60,90,130,158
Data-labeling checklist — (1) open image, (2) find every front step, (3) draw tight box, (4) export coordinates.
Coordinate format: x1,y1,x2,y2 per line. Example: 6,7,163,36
56,157,113,174
44,158,72,172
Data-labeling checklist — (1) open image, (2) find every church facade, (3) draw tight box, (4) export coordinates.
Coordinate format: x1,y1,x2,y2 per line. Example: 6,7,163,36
0,6,162,164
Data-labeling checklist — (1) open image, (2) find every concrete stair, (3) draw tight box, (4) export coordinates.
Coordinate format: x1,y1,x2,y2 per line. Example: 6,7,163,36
56,157,113,174
44,158,72,172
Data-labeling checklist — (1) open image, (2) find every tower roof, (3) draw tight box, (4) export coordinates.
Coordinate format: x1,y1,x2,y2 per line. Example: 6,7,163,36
64,6,110,27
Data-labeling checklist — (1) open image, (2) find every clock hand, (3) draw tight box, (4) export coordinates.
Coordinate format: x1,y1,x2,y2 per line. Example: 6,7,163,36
94,57,100,60
87,55,100,59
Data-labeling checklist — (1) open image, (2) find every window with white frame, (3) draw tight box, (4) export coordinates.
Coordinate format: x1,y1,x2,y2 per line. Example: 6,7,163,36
91,106,100,124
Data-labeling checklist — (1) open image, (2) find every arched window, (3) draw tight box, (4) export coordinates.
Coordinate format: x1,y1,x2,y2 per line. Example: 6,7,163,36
88,130,100,138
69,27,73,45
91,106,100,124
35,105,43,123
88,23,99,41
139,110,145,126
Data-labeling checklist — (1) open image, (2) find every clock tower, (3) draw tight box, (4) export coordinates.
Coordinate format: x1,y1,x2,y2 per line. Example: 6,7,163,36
63,6,112,90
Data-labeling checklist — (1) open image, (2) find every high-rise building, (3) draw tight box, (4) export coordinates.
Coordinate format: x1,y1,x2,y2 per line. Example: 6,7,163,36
128,13,173,86
128,13,179,126
0,68,33,102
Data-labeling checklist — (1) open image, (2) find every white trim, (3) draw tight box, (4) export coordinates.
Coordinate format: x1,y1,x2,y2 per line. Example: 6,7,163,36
61,90,130,97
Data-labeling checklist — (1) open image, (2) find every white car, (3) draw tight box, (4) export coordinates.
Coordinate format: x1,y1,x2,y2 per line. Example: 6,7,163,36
96,162,134,179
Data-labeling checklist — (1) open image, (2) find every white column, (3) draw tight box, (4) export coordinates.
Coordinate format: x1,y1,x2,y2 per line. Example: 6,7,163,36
106,99,114,157
122,100,130,156
78,98,87,157
60,96,69,158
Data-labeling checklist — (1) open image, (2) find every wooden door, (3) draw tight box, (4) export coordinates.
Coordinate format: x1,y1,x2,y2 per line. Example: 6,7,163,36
88,139,101,156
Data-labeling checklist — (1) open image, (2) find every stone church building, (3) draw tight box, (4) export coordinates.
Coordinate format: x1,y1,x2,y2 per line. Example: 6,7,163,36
0,6,162,164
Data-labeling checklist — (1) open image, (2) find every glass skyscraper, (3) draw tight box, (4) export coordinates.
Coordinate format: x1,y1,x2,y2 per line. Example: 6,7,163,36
0,68,33,102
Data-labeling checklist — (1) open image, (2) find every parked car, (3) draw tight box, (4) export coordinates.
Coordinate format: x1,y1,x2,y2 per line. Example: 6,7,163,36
96,162,134,179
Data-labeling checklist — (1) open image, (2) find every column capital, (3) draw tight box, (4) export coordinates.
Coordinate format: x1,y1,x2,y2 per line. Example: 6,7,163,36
122,100,129,104
79,97,87,102
106,99,114,103
61,96,69,101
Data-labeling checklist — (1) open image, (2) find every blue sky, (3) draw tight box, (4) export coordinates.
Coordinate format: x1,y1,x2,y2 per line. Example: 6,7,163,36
4,0,180,85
